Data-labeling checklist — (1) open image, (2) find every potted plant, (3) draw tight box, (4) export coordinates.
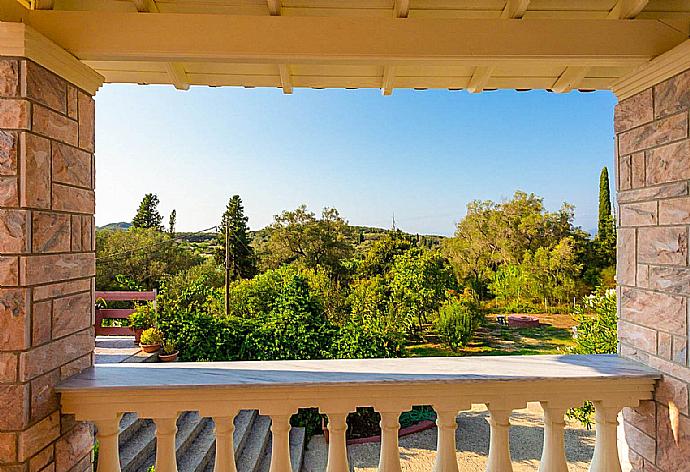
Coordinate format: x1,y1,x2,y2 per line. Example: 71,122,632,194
129,303,156,344
139,328,163,353
159,340,179,362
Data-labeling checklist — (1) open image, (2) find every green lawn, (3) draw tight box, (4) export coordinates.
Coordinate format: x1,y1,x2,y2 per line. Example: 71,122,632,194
407,313,576,358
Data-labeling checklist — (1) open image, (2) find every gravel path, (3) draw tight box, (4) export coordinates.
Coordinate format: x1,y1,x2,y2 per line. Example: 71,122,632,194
304,403,595,472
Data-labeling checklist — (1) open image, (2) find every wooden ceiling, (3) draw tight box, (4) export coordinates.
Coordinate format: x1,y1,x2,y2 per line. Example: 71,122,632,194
4,0,690,93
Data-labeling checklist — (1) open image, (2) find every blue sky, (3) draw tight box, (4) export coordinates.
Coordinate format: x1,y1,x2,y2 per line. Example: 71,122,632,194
95,85,617,236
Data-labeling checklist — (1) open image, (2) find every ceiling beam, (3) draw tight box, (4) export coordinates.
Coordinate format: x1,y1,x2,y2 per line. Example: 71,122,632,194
165,62,189,90
393,0,409,19
132,0,159,13
22,13,686,67
608,0,649,19
466,66,494,93
382,66,395,95
267,0,280,16
501,0,530,19
278,64,292,93
33,0,54,9
551,65,589,93
382,0,410,95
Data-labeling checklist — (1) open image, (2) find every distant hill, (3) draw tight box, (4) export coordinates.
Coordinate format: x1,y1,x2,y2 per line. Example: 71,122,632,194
97,222,132,231
98,222,445,247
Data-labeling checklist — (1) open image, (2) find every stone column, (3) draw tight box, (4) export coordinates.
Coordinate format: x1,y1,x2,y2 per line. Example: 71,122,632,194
0,56,97,471
615,68,690,471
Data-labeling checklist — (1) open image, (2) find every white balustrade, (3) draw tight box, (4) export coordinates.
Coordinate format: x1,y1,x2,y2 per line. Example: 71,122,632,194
589,402,624,472
57,354,657,472
269,414,294,472
214,416,238,472
324,411,350,472
93,416,122,472
432,409,460,472
538,402,569,472
378,411,403,472
154,416,179,472
486,405,516,472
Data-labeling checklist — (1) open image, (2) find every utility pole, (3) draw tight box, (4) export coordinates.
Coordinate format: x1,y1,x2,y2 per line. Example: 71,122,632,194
225,223,230,317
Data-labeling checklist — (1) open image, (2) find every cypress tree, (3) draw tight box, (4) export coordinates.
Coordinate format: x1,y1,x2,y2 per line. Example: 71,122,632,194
168,209,177,236
216,195,257,279
596,167,616,267
132,193,164,231
598,167,613,238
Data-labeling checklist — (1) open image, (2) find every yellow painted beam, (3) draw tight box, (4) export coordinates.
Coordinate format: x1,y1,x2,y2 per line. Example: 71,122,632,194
21,13,687,68
551,65,589,93
608,0,649,19
466,65,494,93
278,64,292,93
0,22,103,94
501,0,530,19
267,0,280,16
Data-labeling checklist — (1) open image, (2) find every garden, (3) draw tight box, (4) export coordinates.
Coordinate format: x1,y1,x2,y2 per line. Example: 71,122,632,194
95,170,618,437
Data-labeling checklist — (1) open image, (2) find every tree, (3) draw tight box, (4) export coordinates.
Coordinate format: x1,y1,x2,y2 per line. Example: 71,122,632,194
215,195,257,280
442,191,577,299
358,231,414,277
595,167,616,267
96,227,201,290
259,205,353,277
168,209,177,236
389,249,457,333
132,193,163,231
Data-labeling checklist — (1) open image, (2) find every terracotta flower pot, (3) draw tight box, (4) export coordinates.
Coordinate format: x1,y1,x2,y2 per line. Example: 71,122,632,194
159,351,179,362
132,328,144,344
140,343,161,353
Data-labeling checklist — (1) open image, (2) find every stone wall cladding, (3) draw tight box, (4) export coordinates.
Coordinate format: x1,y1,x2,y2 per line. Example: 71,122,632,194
0,58,94,472
616,67,690,472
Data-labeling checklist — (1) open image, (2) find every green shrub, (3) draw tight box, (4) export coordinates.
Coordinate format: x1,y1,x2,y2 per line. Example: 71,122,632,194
128,303,157,330
570,288,617,355
334,315,404,359
435,291,480,351
140,328,163,345
567,288,617,428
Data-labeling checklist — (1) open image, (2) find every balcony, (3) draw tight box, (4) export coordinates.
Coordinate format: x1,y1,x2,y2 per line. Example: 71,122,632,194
57,354,657,472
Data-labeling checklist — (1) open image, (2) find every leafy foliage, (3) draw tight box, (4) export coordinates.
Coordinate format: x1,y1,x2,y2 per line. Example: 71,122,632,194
258,206,354,277
570,288,617,355
132,193,164,231
566,288,617,428
215,195,257,279
128,303,157,330
435,290,481,351
389,249,457,333
140,328,163,345
96,227,201,290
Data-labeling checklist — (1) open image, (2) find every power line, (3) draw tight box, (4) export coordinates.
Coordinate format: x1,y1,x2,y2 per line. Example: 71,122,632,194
96,225,218,264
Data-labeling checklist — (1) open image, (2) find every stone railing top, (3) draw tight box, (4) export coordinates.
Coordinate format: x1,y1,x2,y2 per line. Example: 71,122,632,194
57,354,658,392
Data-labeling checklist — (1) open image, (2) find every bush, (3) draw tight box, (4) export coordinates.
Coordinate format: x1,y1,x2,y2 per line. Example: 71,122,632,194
334,315,404,359
140,328,163,345
567,288,617,428
435,291,480,351
570,288,617,355
129,303,157,330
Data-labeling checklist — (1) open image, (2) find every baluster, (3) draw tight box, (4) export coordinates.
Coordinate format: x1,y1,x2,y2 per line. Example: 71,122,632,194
589,403,622,472
325,412,350,472
154,416,179,472
214,416,238,472
538,403,568,472
486,405,513,472
93,416,122,472
269,414,293,472
378,411,402,472
433,410,459,472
